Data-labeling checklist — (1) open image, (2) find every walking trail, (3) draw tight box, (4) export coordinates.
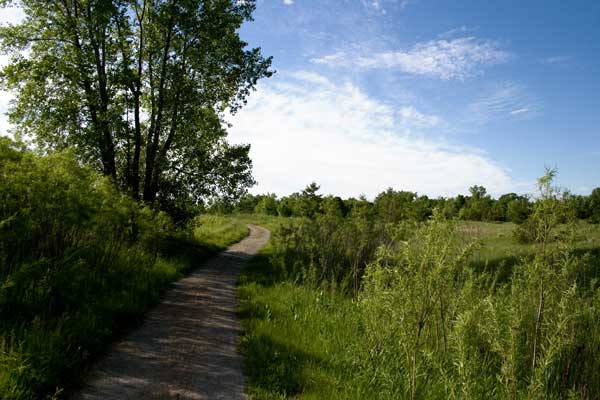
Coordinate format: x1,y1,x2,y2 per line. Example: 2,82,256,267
75,225,270,400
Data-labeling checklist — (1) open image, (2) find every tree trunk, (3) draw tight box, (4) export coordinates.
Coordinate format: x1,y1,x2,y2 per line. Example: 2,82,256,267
85,3,117,180
130,0,146,199
143,18,173,203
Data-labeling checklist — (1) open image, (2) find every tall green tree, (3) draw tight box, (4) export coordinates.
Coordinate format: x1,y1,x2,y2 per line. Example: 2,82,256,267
0,0,272,204
374,188,416,223
590,188,600,223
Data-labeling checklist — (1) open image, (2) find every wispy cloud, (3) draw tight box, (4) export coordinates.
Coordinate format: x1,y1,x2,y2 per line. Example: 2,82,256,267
438,25,479,39
312,37,510,80
228,71,519,198
282,0,294,5
360,0,415,15
398,106,441,128
468,81,542,123
539,55,572,65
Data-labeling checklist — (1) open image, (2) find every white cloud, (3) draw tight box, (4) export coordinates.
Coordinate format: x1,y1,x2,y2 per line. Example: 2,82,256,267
438,25,479,39
468,81,542,123
361,0,384,13
228,71,519,198
312,37,510,80
0,7,26,25
398,106,440,128
0,6,25,136
282,0,294,5
0,55,15,137
361,0,413,13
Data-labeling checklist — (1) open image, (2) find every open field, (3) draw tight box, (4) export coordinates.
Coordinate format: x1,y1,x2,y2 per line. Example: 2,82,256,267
238,218,600,399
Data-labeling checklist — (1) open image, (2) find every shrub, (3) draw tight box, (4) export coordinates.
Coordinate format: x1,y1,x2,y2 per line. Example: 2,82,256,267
270,214,388,294
0,139,199,399
254,194,279,216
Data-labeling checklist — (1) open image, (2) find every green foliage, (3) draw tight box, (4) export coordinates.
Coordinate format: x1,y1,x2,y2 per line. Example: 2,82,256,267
239,173,600,399
459,185,493,221
507,196,532,223
321,195,348,218
228,182,556,225
270,213,388,294
0,0,271,204
589,188,600,223
514,168,572,246
276,197,294,217
0,141,248,399
374,188,416,223
254,194,279,216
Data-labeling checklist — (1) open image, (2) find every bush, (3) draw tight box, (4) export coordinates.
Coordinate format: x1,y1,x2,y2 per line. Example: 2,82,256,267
270,213,389,294
254,194,279,216
507,197,532,223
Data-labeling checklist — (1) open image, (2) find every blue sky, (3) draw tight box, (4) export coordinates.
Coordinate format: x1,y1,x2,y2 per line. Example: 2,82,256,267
227,0,600,198
1,2,598,198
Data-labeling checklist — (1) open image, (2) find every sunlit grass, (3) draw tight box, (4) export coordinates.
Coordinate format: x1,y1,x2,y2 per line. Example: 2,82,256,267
194,214,249,248
238,218,600,399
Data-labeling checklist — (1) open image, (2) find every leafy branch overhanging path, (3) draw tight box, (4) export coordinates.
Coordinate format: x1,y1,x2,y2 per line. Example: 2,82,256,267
75,225,270,400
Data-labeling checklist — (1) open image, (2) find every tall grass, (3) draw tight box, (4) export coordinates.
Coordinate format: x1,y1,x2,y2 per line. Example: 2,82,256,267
0,139,248,399
194,214,249,248
239,183,600,399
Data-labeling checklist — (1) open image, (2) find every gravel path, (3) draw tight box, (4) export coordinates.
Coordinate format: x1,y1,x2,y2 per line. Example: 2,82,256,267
74,225,270,400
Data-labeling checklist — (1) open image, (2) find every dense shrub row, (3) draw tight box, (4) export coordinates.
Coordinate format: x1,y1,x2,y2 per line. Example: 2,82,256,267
0,139,244,399
216,181,600,225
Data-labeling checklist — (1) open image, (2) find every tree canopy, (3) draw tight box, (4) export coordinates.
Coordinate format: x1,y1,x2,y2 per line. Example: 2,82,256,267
0,0,272,206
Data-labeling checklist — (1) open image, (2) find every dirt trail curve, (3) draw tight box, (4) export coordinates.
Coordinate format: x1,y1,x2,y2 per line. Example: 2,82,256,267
74,225,270,400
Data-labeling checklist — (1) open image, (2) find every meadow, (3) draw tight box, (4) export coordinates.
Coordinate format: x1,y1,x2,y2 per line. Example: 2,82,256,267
237,208,600,399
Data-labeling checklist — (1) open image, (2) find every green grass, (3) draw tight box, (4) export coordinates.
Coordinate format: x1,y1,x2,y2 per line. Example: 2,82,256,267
231,213,289,231
237,219,600,399
463,220,600,282
194,214,250,248
238,242,362,400
0,215,248,399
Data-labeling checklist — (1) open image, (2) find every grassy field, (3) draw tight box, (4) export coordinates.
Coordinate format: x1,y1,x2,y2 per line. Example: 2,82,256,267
194,214,250,248
237,219,600,399
463,220,600,282
238,241,361,399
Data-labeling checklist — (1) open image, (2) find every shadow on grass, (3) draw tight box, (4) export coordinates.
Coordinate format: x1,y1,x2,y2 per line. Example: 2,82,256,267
238,246,331,398
156,235,221,266
242,332,324,398
469,254,525,284
469,245,600,288
238,249,288,288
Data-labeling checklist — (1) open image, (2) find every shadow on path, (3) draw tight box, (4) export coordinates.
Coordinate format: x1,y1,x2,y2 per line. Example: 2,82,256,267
74,225,270,400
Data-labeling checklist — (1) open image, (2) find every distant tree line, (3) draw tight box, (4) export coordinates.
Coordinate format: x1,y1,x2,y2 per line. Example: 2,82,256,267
209,182,600,224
